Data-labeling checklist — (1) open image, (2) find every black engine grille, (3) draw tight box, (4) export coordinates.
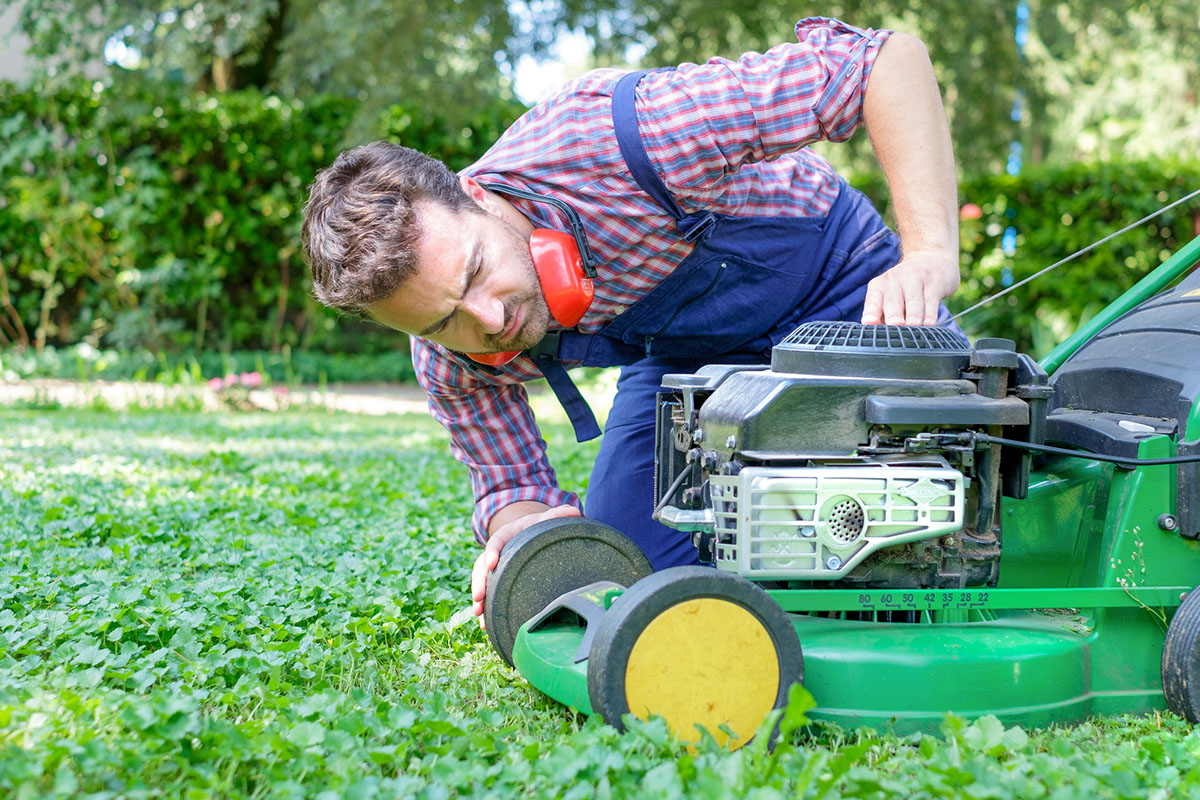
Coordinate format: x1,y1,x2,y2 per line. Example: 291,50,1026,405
772,322,971,379
779,321,970,352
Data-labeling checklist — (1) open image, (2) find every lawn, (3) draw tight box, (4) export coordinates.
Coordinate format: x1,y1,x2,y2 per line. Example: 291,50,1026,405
2,404,1199,798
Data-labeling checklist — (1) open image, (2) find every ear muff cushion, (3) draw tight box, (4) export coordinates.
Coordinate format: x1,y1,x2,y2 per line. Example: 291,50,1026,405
531,229,593,327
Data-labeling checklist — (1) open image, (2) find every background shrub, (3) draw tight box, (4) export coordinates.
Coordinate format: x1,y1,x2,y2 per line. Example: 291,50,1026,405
0,78,525,360
2,76,1197,365
853,161,1200,354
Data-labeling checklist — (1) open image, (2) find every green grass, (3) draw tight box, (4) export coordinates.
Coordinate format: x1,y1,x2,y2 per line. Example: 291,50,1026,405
2,406,1200,799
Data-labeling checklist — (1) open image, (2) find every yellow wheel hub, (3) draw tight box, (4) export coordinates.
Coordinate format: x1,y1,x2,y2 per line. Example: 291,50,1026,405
623,597,779,749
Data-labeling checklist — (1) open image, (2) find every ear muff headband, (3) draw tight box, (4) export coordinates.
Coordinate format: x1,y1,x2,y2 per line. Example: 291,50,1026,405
477,182,599,278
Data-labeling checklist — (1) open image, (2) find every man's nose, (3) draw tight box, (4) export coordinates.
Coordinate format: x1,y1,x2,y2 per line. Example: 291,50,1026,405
462,292,506,336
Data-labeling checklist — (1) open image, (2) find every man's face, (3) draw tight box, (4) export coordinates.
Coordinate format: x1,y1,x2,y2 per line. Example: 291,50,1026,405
367,200,550,354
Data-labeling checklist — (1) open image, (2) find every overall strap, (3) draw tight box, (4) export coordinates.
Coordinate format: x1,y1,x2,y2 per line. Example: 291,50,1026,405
533,357,602,442
612,70,716,243
522,68,722,443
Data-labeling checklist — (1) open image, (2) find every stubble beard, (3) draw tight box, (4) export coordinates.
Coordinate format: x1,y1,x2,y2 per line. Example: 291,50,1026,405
481,221,551,353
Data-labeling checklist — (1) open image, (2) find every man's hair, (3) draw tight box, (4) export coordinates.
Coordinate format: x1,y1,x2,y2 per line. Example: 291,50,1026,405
301,141,477,314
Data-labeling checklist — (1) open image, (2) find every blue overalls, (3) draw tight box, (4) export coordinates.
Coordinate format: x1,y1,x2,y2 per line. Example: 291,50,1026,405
531,69,961,570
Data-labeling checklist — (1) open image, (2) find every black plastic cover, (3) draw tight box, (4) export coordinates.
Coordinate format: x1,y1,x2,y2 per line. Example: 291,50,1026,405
865,394,1030,426
1051,266,1200,433
1051,264,1200,538
1044,410,1177,459
772,321,971,380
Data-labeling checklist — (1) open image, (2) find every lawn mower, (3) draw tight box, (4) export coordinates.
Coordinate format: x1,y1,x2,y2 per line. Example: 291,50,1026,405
482,224,1200,748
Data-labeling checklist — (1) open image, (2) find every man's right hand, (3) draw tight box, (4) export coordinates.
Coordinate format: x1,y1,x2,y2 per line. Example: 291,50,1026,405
471,503,583,625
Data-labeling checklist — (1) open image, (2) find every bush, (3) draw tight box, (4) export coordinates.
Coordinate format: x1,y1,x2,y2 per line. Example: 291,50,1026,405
851,160,1200,355
2,74,1196,365
378,97,529,174
0,77,526,360
0,78,353,353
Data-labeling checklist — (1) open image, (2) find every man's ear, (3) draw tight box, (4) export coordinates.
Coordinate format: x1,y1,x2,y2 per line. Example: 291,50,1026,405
459,175,504,218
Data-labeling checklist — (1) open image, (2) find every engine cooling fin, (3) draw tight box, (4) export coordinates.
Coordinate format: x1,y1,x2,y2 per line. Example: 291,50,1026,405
772,321,971,380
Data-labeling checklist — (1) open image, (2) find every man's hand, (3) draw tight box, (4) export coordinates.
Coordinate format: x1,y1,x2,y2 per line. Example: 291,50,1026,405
471,504,582,625
861,249,961,326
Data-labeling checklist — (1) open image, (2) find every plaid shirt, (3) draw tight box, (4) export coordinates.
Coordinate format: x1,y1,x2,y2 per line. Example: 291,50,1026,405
410,17,893,541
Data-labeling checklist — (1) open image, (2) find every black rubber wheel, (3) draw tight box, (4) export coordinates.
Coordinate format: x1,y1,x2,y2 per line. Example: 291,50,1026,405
484,517,653,667
587,566,803,749
1162,586,1200,722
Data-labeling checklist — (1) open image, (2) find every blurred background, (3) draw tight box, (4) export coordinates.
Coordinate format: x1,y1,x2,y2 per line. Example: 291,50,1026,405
1,0,1198,386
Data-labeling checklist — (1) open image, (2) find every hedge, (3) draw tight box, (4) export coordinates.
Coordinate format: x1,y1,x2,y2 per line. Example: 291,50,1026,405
851,161,1200,355
0,345,417,385
0,77,525,358
2,76,1197,363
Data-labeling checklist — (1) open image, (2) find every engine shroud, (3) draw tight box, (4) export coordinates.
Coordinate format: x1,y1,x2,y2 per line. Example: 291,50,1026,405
654,321,1051,590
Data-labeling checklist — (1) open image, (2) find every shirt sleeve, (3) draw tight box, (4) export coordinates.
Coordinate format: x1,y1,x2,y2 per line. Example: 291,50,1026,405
411,337,582,544
633,16,892,197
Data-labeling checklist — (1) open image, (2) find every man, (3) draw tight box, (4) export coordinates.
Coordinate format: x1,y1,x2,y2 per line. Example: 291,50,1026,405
301,17,962,624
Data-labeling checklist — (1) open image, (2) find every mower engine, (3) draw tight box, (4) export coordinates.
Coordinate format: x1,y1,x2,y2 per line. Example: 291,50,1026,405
654,321,1053,589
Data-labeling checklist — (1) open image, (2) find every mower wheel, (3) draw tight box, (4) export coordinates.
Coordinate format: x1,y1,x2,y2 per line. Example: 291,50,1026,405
587,566,803,749
1162,587,1200,722
484,518,653,667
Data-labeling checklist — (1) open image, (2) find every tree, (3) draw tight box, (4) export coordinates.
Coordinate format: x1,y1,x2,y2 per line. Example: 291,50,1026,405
6,0,1199,171
1020,1,1200,165
563,0,1200,175
3,0,529,137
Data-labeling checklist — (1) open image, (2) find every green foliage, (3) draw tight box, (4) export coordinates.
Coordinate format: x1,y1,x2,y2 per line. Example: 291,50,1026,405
953,161,1200,355
0,77,525,358
3,0,529,141
378,96,530,174
847,160,1200,356
4,405,1200,797
0,76,355,353
1018,2,1200,165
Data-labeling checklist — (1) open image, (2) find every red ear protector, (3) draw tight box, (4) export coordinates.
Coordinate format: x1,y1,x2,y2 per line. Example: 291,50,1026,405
466,182,598,366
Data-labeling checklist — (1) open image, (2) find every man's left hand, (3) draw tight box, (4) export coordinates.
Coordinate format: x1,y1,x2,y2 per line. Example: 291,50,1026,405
861,249,960,326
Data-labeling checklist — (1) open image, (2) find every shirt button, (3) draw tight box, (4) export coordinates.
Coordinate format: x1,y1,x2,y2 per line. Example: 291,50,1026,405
614,305,626,315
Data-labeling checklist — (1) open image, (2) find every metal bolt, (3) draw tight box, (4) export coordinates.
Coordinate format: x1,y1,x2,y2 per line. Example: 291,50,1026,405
1159,513,1180,532
726,435,737,449
825,555,842,570
692,427,705,443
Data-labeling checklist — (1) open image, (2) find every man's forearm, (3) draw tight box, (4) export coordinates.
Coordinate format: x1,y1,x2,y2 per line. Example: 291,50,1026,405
862,32,958,262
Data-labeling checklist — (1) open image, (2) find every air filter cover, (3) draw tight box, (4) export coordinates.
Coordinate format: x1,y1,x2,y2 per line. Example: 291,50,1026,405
772,321,970,380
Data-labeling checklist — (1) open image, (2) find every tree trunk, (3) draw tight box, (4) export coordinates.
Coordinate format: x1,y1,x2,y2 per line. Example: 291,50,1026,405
213,56,235,91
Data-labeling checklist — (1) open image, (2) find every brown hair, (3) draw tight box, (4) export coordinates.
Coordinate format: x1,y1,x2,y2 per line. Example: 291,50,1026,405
301,141,477,314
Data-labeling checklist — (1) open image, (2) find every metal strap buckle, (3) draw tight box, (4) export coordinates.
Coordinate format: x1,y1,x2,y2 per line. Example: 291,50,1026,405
681,213,716,244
